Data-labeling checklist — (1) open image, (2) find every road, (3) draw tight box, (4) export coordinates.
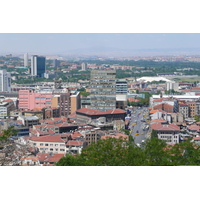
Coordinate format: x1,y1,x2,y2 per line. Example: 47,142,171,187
129,107,150,145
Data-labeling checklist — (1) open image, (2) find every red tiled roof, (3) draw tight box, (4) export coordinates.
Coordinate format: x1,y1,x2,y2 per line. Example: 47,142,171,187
71,132,83,139
151,122,180,131
192,87,200,89
36,152,64,162
55,122,77,127
76,108,126,115
29,135,66,143
187,125,200,132
193,137,200,141
154,103,173,108
66,140,83,146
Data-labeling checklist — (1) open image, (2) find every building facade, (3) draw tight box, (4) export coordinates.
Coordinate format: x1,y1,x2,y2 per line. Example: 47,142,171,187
116,79,128,94
24,53,29,67
31,55,46,77
0,70,11,92
90,70,116,111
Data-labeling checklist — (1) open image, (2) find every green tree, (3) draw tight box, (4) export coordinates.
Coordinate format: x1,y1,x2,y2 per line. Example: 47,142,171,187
151,129,158,138
194,115,200,122
143,137,171,166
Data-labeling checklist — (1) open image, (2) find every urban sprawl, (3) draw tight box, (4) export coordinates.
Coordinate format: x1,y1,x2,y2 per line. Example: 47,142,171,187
0,53,200,166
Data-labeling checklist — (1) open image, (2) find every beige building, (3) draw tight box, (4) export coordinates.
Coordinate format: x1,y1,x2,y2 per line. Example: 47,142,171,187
187,101,196,118
113,120,125,131
70,91,81,114
28,135,66,154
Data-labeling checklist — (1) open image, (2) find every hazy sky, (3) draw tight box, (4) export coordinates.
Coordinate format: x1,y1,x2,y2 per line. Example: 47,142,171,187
1,33,200,55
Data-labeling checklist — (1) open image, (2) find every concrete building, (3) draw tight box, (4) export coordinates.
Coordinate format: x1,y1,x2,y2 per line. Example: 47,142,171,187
116,79,128,94
166,81,179,92
76,108,126,125
24,53,29,67
0,70,11,93
53,59,60,69
17,115,40,127
151,122,180,144
18,90,53,110
179,103,189,119
70,91,81,114
28,135,67,154
187,101,196,118
81,62,87,71
0,99,15,118
90,70,116,111
31,55,46,77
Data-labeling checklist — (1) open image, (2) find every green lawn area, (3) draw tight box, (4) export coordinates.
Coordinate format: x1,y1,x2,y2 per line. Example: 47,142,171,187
171,76,200,83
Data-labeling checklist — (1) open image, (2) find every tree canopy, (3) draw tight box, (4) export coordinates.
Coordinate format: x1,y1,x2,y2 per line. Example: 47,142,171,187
56,136,200,166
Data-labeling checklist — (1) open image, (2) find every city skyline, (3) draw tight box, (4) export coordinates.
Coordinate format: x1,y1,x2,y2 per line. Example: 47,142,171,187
1,33,200,56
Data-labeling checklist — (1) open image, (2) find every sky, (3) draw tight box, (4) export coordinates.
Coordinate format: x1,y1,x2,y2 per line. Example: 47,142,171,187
1,33,200,56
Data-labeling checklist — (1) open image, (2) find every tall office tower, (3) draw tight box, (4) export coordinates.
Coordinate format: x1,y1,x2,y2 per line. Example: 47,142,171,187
53,59,60,69
90,70,116,111
24,53,29,67
31,55,46,77
81,62,87,71
0,70,11,92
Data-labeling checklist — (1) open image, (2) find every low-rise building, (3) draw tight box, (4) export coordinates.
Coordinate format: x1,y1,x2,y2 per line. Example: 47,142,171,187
179,103,189,119
28,135,67,154
151,122,180,144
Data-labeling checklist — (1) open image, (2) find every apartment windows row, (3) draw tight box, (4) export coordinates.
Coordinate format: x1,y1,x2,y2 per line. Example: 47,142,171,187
40,148,65,151
35,97,51,100
39,143,65,147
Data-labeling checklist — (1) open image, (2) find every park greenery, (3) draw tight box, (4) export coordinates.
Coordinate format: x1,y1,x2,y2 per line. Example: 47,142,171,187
56,136,200,166
128,92,152,107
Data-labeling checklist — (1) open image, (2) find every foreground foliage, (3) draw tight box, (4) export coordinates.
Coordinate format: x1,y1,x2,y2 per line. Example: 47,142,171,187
56,137,200,166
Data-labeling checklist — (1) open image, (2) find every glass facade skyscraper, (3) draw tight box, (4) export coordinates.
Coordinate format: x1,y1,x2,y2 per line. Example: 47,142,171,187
90,70,116,111
31,55,46,77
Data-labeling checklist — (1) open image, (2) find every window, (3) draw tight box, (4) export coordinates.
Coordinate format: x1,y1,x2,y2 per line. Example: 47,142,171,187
55,144,58,147
40,143,44,146
50,148,53,151
55,148,58,151
45,148,48,150
33,143,36,146
60,144,65,147
45,143,49,146
60,149,65,151
40,148,44,150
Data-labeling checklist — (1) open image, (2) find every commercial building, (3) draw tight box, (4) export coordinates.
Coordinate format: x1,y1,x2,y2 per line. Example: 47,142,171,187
166,81,179,92
0,70,11,92
90,70,116,111
53,59,60,69
31,55,46,77
81,62,87,71
116,79,128,94
18,90,53,110
24,53,29,67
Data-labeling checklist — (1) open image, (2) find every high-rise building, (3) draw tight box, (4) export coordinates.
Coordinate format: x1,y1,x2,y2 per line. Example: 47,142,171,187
0,70,11,92
116,79,128,94
24,53,29,67
90,70,116,111
31,55,46,77
53,59,60,69
81,62,87,71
